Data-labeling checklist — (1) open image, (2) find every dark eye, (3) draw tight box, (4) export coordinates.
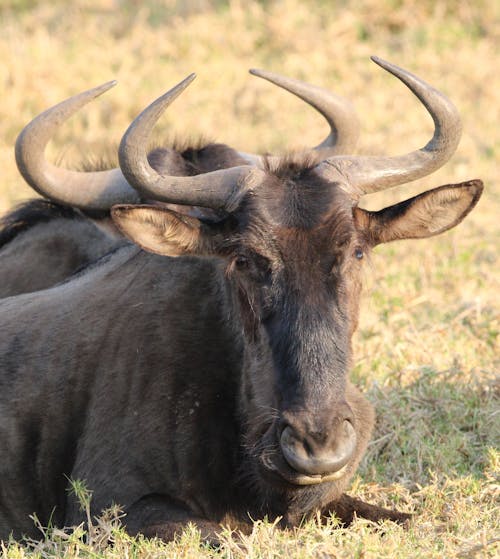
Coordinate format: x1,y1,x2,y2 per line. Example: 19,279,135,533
235,255,249,269
354,247,364,260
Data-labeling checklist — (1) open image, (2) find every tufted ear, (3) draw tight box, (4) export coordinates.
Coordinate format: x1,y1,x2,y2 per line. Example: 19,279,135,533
111,204,222,256
354,180,483,246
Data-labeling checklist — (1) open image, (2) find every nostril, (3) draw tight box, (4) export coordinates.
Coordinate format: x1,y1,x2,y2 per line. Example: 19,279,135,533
280,420,357,476
339,419,357,461
280,425,309,471
343,409,355,425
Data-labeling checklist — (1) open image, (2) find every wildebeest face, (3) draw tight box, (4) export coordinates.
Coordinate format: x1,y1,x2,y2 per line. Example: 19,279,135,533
219,165,369,493
112,162,368,490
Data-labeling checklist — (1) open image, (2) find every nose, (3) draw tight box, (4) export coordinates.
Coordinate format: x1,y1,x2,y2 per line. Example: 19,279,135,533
280,410,357,476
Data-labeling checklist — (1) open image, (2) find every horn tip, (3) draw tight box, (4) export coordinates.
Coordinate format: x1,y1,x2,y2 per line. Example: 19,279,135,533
178,73,196,90
89,80,117,99
370,56,415,83
249,68,281,84
370,55,391,70
156,73,196,103
249,68,273,80
98,80,118,92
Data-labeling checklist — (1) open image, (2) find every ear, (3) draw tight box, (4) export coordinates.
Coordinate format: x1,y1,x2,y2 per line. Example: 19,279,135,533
354,180,483,246
111,204,219,256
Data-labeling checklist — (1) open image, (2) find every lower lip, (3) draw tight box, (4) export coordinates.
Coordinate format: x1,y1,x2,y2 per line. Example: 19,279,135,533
262,455,349,486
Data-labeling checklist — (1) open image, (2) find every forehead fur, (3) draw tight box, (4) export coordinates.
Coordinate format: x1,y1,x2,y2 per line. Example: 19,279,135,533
249,154,354,233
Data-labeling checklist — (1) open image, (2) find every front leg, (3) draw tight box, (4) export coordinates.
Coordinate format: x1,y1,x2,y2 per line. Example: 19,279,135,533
124,494,254,545
124,494,224,545
324,494,412,526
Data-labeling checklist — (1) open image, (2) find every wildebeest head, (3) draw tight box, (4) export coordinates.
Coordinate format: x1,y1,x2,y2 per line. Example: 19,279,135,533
108,57,482,514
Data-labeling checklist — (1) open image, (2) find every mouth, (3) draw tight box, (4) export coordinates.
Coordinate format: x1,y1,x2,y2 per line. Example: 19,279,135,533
260,451,349,486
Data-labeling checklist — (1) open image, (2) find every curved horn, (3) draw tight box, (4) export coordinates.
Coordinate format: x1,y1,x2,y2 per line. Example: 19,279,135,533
15,82,140,210
238,70,360,166
315,56,462,195
249,69,360,155
119,74,262,211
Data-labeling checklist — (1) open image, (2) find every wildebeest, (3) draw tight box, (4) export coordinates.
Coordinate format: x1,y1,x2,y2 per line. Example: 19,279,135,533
0,57,483,543
0,200,124,297
0,70,360,297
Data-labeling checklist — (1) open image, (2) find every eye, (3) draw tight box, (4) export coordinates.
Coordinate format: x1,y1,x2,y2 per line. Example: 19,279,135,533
234,255,249,270
354,247,364,260
232,252,272,282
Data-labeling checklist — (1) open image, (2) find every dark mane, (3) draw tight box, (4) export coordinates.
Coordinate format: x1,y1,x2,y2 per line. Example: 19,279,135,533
180,142,249,174
0,199,83,249
170,137,214,154
262,152,323,179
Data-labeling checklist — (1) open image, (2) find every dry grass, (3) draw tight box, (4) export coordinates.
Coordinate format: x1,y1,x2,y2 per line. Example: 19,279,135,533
1,0,499,557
